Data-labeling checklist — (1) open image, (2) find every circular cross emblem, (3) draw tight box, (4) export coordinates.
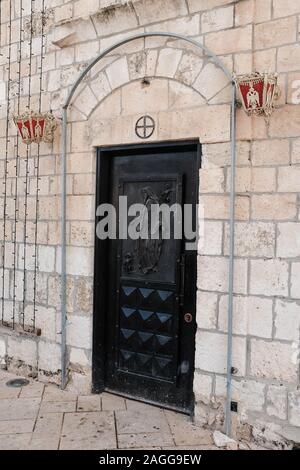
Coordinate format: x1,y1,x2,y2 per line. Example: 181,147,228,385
135,115,155,139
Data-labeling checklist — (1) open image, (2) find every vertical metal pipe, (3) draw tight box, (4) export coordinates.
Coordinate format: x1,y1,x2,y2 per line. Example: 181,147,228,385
225,84,237,437
61,107,67,390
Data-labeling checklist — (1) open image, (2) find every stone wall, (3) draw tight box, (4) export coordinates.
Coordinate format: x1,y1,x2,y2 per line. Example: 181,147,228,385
0,0,300,448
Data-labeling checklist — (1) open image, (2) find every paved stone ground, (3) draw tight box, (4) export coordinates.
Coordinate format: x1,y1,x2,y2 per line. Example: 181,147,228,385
0,369,220,450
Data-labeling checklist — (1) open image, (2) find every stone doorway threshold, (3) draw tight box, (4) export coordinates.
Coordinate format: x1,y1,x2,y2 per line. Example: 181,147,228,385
0,370,266,450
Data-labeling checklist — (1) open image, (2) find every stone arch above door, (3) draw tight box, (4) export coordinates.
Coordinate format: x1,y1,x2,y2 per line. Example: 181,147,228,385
69,46,232,120
68,46,232,151
68,47,231,145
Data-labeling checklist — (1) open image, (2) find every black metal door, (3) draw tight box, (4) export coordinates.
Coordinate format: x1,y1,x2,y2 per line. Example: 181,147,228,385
93,142,200,413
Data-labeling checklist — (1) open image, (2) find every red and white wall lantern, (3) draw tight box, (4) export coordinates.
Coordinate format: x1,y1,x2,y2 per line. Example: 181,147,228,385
13,111,57,145
235,72,279,120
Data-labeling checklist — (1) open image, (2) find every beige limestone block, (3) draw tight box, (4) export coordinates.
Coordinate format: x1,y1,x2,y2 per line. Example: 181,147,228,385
134,0,187,25
195,331,246,376
250,259,289,296
205,25,252,55
250,339,297,382
255,16,296,49
252,195,297,221
197,256,248,294
201,5,234,33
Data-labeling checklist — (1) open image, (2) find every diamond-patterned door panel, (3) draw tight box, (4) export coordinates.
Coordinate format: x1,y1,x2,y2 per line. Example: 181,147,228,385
117,285,177,381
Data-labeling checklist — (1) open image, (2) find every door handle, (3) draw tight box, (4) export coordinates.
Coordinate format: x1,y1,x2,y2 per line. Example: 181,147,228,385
184,313,193,323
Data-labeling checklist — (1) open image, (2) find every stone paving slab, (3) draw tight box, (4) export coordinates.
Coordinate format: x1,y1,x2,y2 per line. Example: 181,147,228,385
43,386,77,402
28,436,60,450
0,418,35,435
116,408,171,435
0,433,32,450
118,431,174,449
0,397,41,421
77,395,101,412
19,381,44,398
0,383,21,399
39,400,77,414
60,411,117,450
0,370,223,450
33,413,64,438
102,392,126,411
165,410,214,446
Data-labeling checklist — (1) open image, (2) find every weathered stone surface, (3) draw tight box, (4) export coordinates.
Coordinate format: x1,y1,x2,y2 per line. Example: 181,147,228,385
205,25,252,55
289,392,300,427
202,6,234,33
43,386,77,403
273,0,300,18
158,105,231,143
188,0,236,14
116,408,170,434
74,278,93,313
200,195,250,220
146,14,200,36
269,105,300,138
252,195,297,221
67,315,92,349
38,341,61,373
93,3,138,37
165,410,213,446
0,418,35,435
156,48,182,78
292,139,300,163
252,139,290,166
102,392,126,411
193,371,213,401
250,259,289,297
200,167,225,193
266,385,287,420
7,337,37,368
255,17,296,49
0,398,40,421
213,430,238,449
202,141,250,168
195,331,246,376
118,431,173,448
275,299,300,341
194,63,229,100
69,347,90,368
277,223,300,258
254,48,276,71
196,291,218,329
224,222,275,258
175,52,203,86
0,433,32,450
39,400,76,414
218,295,273,338
278,167,300,193
122,79,169,114
105,57,130,89
134,0,187,25
291,263,300,299
198,220,223,256
198,256,248,294
77,395,101,412
250,339,297,382
34,412,64,438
